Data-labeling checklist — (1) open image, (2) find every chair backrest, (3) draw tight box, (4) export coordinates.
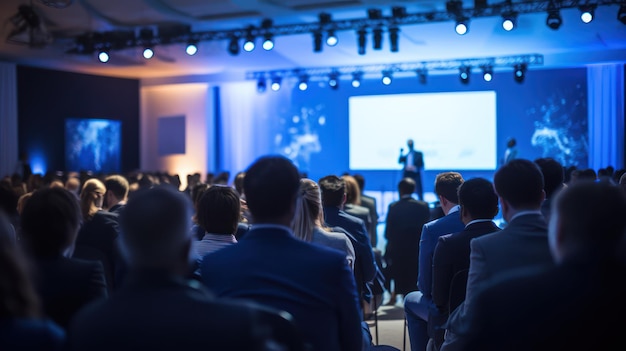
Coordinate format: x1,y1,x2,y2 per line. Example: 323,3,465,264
448,268,469,314
252,306,310,351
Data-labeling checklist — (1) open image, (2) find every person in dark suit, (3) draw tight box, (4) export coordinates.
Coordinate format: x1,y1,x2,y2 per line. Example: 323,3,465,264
103,174,129,215
430,178,500,350
319,175,378,316
404,172,465,351
342,175,373,242
19,187,108,330
383,177,430,304
398,139,425,200
68,185,304,351
202,157,364,351
353,174,379,248
464,181,626,351
533,157,564,223
441,159,553,351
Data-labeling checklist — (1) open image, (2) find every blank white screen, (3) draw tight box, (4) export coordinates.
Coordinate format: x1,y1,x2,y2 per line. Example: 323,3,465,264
349,91,497,170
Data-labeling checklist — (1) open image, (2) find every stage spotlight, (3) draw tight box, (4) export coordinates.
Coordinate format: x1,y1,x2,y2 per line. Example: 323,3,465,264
262,33,274,51
482,66,493,82
389,27,399,52
142,47,154,59
579,4,596,23
328,72,339,90
459,66,471,84
185,40,198,56
368,8,383,20
417,69,427,84
357,28,367,55
514,63,527,83
326,29,338,46
313,31,323,52
270,77,281,91
228,36,240,55
392,6,407,18
351,72,362,88
373,26,383,50
502,12,517,31
619,4,626,25
98,50,109,63
382,71,392,85
455,18,469,35
546,3,562,30
298,75,309,91
243,28,255,52
257,78,266,93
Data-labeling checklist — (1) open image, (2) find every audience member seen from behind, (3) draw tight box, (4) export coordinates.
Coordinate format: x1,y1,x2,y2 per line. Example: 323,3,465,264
352,174,379,248
464,181,626,351
441,159,552,351
534,157,564,223
404,172,465,351
383,177,430,305
342,175,373,241
291,178,356,270
189,183,210,240
68,185,303,351
202,156,363,351
193,185,240,268
20,187,107,329
103,175,129,215
0,210,65,351
430,177,500,350
73,178,123,292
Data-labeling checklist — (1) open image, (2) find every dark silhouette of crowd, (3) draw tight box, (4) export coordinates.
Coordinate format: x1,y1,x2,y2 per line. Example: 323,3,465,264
1,159,625,351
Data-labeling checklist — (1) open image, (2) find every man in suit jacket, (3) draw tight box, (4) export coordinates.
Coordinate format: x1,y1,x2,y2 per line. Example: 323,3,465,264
202,157,363,351
430,178,500,350
464,181,626,351
398,139,425,200
441,159,554,351
353,174,380,248
69,185,302,351
404,172,465,351
320,175,377,311
384,177,430,303
20,187,108,330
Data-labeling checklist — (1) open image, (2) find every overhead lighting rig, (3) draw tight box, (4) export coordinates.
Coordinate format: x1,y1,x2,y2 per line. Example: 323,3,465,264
247,53,543,91
64,0,625,61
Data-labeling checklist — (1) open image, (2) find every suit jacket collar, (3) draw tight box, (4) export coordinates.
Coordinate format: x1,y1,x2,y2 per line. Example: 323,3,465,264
464,220,499,232
504,213,547,236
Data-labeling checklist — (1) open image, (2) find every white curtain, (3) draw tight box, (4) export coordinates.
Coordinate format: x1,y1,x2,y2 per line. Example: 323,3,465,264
0,62,18,179
587,64,625,170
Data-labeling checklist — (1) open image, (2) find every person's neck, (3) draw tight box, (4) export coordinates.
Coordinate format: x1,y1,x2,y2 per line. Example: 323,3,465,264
442,202,458,215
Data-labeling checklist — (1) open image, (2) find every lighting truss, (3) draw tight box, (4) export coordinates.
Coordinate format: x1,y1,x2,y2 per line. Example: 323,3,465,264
65,0,625,55
245,54,544,83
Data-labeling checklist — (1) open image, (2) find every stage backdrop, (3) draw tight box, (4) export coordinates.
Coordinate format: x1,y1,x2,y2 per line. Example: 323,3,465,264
218,67,588,195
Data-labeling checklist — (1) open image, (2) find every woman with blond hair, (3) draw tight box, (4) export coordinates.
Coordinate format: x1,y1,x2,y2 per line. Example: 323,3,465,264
291,178,355,270
74,178,122,292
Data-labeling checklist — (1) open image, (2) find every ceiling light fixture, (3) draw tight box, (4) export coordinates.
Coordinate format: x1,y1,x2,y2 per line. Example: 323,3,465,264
326,29,338,46
97,49,109,63
579,4,596,23
351,72,362,88
455,17,470,35
228,36,240,55
546,2,563,30
271,76,282,91
328,71,340,90
382,70,393,85
298,75,309,91
619,4,626,25
459,65,471,84
243,27,255,52
417,69,428,84
373,26,384,50
482,65,493,81
357,28,367,55
389,26,400,52
313,31,323,52
185,40,198,56
514,63,527,83
502,11,518,31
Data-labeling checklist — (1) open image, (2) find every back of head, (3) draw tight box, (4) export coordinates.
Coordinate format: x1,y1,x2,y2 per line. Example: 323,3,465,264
534,158,564,198
104,175,129,200
494,159,544,209
197,185,241,235
341,175,361,206
119,186,192,270
21,187,81,258
435,172,464,204
318,175,345,208
458,178,499,220
243,155,300,224
291,178,323,242
398,177,416,196
80,178,106,220
0,210,40,318
352,174,365,193
191,183,211,211
234,171,246,197
551,181,626,261
65,177,81,195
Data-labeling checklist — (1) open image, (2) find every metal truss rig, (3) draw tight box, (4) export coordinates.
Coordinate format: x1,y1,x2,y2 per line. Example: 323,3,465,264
67,0,625,54
245,54,544,81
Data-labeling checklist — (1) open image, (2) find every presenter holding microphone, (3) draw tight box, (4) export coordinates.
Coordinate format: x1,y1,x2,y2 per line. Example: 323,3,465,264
398,139,425,200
